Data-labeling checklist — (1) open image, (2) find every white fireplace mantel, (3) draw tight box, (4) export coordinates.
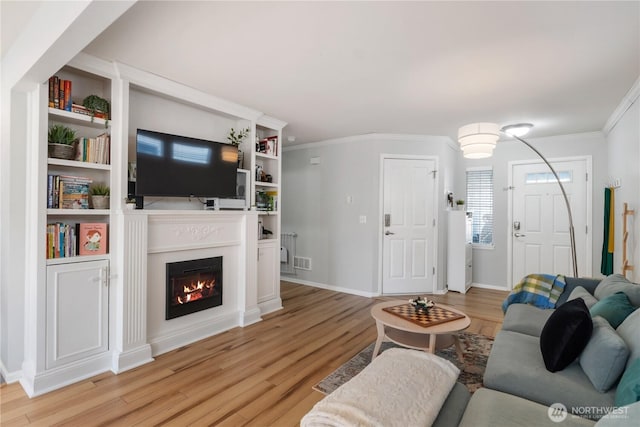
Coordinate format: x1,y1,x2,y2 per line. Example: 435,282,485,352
111,210,259,371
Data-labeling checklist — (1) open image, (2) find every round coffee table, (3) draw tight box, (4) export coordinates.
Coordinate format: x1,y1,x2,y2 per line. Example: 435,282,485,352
370,300,471,362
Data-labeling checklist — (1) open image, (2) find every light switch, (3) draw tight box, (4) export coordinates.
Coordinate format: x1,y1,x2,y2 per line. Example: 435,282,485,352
359,215,367,224
346,195,353,204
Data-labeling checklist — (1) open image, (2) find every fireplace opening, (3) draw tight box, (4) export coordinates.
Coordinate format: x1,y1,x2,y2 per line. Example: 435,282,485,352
166,256,222,320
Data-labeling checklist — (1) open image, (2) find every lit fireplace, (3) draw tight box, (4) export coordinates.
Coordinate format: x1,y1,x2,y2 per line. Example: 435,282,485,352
166,256,223,320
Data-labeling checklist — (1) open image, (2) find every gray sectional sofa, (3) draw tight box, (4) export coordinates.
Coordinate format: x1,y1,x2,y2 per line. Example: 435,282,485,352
303,274,640,426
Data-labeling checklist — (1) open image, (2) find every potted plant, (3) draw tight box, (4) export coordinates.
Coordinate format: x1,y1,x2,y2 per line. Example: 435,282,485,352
227,127,249,168
90,184,110,209
455,199,465,210
82,95,110,127
48,124,77,160
124,196,137,210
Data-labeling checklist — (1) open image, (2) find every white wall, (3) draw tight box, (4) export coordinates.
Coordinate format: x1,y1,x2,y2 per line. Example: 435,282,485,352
464,132,608,289
281,134,459,295
606,94,640,283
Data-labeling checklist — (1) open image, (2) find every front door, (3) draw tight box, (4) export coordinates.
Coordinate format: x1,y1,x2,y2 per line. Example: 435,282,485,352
510,158,590,286
382,157,436,294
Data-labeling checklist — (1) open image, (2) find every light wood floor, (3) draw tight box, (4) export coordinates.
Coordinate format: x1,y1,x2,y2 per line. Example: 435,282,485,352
1,282,507,426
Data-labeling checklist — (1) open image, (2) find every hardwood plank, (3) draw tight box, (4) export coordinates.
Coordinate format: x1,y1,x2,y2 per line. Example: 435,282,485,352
0,282,506,425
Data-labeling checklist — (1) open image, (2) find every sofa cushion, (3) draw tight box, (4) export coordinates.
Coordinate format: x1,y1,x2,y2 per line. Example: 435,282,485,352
459,388,595,427
594,274,640,307
579,316,629,392
614,358,640,408
568,286,599,309
617,309,640,369
540,298,593,372
432,382,470,427
484,330,616,413
558,277,601,306
590,292,637,328
502,303,555,337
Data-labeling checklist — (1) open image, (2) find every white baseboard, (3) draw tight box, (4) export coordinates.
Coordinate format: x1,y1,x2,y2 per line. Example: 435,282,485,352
432,289,448,295
149,311,239,357
111,345,154,374
284,277,377,298
20,352,112,397
258,298,283,316
0,359,21,384
240,307,263,327
471,282,510,291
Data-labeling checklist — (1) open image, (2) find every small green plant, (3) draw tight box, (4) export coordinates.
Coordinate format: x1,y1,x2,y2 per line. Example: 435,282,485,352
456,199,465,205
48,124,77,145
90,184,110,196
82,95,110,127
227,127,250,146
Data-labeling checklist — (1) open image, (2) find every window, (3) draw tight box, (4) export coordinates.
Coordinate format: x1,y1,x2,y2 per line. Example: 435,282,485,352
466,168,493,246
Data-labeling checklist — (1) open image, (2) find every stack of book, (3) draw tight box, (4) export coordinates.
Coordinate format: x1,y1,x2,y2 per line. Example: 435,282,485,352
75,133,110,164
46,222,108,259
48,76,72,111
47,175,92,209
46,223,77,258
258,136,278,156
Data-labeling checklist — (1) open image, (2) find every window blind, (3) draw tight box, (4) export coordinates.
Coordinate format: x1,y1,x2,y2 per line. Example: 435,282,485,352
466,169,493,245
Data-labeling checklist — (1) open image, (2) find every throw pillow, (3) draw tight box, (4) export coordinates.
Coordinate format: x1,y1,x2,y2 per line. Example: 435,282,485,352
615,358,640,407
590,292,637,328
617,309,640,369
540,298,593,372
595,274,640,306
579,316,629,392
567,286,599,309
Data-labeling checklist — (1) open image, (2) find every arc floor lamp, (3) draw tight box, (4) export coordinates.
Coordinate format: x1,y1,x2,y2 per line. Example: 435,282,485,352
457,122,579,278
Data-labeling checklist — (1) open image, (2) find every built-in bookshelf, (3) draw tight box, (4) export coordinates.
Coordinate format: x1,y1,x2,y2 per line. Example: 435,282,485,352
45,66,112,262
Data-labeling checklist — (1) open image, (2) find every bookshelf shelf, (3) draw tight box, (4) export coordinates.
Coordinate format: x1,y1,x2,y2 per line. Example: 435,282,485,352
47,209,110,216
49,108,109,128
255,152,278,160
46,254,110,266
255,182,278,188
47,158,111,170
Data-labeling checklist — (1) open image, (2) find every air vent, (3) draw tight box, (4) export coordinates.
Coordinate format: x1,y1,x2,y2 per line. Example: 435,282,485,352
294,256,312,271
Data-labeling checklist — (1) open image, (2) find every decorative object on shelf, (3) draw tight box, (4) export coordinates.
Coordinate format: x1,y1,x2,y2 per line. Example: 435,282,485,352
447,192,454,208
227,127,249,146
409,296,435,312
47,124,77,160
456,199,465,210
90,184,110,209
82,95,110,126
227,127,249,168
124,197,137,210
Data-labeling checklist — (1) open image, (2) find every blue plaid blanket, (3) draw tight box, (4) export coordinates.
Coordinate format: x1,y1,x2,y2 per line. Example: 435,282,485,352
502,274,566,313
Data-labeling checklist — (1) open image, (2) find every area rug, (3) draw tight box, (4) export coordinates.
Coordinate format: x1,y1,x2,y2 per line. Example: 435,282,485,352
313,332,493,395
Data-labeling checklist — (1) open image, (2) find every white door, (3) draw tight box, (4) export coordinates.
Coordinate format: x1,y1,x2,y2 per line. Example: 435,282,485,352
382,158,436,294
511,159,589,285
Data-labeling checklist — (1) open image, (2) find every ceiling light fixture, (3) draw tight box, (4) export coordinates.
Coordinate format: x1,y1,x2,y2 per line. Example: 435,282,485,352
501,123,533,137
457,121,578,277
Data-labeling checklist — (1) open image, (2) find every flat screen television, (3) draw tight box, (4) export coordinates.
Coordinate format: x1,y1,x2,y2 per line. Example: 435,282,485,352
135,129,238,198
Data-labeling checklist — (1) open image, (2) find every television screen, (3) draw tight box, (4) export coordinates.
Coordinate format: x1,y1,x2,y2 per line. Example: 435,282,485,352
136,129,238,198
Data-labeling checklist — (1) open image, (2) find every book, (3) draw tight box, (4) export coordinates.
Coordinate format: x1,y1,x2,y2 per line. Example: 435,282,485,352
78,223,108,256
57,175,92,209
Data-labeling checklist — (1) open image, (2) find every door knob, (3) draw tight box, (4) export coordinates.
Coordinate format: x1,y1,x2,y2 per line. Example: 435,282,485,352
385,231,395,236
514,233,527,238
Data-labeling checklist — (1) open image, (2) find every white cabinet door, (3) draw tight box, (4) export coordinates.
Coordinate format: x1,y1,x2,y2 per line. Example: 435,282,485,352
257,242,278,304
46,260,109,369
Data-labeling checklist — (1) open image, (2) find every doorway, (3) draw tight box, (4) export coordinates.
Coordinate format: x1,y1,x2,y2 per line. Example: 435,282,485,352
509,157,591,286
380,156,437,294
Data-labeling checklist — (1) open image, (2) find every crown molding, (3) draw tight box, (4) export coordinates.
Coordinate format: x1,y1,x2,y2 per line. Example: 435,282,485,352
603,76,640,135
283,133,455,152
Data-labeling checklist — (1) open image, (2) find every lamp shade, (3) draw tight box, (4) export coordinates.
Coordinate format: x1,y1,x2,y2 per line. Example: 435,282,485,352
458,122,501,159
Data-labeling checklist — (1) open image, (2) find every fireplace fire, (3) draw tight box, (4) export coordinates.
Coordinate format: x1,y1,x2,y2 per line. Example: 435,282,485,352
166,256,223,320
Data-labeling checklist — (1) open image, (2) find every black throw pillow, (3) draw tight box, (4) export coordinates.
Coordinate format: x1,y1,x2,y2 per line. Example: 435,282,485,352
539,298,593,372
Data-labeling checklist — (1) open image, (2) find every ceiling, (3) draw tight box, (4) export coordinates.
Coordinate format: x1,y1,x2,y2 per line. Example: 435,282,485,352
5,1,640,146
